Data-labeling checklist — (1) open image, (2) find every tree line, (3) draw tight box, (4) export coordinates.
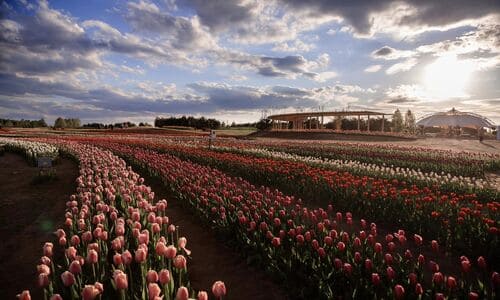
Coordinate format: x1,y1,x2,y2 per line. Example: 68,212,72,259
0,118,47,128
154,116,221,129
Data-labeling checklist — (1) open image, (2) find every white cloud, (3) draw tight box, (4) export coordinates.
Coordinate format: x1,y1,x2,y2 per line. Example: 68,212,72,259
364,64,382,73
272,39,315,53
385,58,418,75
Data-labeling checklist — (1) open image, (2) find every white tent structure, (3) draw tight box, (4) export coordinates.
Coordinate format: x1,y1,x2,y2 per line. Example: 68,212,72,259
417,108,495,128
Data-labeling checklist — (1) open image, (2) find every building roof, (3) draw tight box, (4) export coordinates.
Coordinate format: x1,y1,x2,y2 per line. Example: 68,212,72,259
416,108,495,128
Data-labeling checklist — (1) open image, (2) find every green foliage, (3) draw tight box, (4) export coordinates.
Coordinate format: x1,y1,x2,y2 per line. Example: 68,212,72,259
392,109,404,132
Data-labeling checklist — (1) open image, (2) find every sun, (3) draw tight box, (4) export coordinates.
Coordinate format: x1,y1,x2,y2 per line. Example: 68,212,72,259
423,55,474,99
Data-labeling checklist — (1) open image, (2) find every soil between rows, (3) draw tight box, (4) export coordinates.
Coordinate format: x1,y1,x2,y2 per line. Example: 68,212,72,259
0,152,79,299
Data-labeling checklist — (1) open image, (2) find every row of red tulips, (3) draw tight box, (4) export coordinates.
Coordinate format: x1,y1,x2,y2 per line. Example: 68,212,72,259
96,142,499,299
92,138,499,264
16,141,226,300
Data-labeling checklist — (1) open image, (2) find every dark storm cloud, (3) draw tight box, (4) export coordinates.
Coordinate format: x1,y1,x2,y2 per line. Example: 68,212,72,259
279,0,499,35
373,46,394,57
177,0,257,32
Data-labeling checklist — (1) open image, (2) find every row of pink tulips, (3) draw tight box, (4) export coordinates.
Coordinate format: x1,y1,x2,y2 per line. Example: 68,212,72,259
15,141,226,300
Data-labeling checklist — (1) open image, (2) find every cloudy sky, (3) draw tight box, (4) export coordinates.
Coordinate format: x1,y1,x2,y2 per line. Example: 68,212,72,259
0,0,499,125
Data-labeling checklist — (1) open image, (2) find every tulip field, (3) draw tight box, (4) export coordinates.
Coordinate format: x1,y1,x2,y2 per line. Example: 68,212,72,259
0,133,499,299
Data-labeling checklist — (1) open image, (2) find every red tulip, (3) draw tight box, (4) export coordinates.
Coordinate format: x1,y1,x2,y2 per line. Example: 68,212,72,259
394,285,405,299
371,273,380,285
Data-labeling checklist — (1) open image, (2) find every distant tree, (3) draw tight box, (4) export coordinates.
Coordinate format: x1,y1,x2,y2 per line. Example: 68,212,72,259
54,117,66,129
392,109,404,132
256,118,272,131
37,118,48,127
5,120,13,127
404,110,416,133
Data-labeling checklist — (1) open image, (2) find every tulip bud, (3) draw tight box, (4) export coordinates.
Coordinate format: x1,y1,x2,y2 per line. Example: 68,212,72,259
147,270,159,283
197,291,208,300
173,255,187,269
371,273,380,285
61,271,75,287
394,285,405,299
159,269,170,285
176,286,189,300
212,281,226,298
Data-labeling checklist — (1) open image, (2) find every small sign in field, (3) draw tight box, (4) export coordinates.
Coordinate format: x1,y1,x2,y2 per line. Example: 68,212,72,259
37,156,53,168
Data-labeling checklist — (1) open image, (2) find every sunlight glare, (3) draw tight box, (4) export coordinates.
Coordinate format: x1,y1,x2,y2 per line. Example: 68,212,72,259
423,55,474,99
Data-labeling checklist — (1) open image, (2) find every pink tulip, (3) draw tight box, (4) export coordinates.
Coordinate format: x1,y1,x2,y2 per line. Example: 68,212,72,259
165,245,177,259
374,242,382,253
66,247,77,260
16,290,31,300
148,283,161,300
176,286,189,300
43,242,53,257
113,270,128,290
147,270,159,283
121,250,132,265
87,249,98,264
174,255,187,269
435,293,445,300
69,260,82,274
82,285,100,300
212,281,226,298
159,269,170,285
70,235,80,246
469,292,479,300
40,256,51,266
50,295,63,300
371,273,380,285
37,264,50,275
272,237,281,247
135,247,147,263
61,271,75,287
113,253,122,266
155,241,166,256
198,291,208,300
38,273,50,287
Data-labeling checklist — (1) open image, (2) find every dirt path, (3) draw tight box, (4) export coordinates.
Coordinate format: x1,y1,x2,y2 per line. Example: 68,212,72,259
0,152,79,299
141,171,289,300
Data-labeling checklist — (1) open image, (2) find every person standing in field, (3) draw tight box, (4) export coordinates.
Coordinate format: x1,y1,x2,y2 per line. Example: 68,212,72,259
478,127,484,142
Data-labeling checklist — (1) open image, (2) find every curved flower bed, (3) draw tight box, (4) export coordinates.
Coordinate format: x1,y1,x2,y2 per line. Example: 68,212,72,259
217,139,500,178
100,142,499,299
213,146,499,192
17,142,223,300
0,137,59,165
